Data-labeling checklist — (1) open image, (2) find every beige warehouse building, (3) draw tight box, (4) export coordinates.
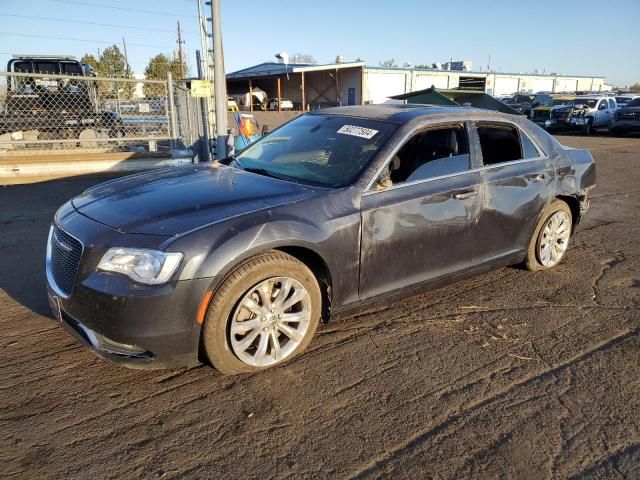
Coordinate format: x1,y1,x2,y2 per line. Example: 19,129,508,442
226,62,609,109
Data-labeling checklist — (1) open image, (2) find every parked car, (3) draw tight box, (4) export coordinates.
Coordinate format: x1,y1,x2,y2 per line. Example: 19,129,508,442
614,95,640,110
268,98,294,111
609,97,640,135
46,105,595,374
530,96,575,126
501,94,552,116
0,55,123,138
547,96,617,134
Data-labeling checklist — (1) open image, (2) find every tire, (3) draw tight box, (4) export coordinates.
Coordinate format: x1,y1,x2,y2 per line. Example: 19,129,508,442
202,250,321,375
525,200,573,271
584,118,594,135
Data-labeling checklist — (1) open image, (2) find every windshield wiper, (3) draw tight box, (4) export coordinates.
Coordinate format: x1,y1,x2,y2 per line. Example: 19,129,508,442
241,167,288,181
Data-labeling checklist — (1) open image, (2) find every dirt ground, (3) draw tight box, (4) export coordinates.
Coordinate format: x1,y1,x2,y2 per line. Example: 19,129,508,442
1,134,639,479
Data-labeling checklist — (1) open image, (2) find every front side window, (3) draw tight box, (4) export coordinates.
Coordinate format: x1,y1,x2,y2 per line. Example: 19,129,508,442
232,114,396,188
476,123,522,165
598,100,608,110
381,125,471,188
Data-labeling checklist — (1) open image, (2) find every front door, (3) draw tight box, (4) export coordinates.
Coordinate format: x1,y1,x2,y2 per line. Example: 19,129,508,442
348,88,356,106
359,123,482,299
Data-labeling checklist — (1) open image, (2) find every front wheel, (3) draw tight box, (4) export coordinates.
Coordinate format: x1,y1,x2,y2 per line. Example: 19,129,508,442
525,200,573,271
202,251,321,374
584,118,594,135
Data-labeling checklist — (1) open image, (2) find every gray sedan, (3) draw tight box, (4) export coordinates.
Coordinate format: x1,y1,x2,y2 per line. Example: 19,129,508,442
46,105,596,374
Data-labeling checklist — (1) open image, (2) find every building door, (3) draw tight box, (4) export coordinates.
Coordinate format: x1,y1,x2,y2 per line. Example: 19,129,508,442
348,87,356,106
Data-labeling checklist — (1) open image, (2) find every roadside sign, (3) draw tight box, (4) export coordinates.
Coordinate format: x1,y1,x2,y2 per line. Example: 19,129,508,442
191,80,212,97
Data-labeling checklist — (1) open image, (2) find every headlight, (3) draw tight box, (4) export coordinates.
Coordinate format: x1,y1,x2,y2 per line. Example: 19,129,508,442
97,248,183,285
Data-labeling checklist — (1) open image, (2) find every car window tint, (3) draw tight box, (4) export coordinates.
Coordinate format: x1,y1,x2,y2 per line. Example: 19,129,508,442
385,125,470,185
476,123,523,165
521,132,540,159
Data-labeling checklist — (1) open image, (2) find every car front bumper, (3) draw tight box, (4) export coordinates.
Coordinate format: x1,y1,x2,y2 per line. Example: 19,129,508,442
46,203,216,369
609,119,640,132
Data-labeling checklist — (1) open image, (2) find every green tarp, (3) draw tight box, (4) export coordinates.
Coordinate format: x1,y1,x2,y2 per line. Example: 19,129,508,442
390,87,523,115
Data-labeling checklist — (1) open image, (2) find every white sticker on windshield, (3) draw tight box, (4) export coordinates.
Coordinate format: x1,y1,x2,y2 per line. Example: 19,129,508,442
337,125,379,139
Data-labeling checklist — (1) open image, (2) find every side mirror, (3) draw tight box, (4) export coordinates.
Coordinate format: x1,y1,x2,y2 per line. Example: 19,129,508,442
261,125,270,136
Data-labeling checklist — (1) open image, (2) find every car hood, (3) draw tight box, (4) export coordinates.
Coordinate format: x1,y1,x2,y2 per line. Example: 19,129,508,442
72,164,329,235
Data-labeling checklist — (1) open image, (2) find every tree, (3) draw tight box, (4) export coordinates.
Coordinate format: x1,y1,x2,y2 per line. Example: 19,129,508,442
629,83,640,93
80,53,99,73
143,54,183,97
95,45,134,98
379,58,397,68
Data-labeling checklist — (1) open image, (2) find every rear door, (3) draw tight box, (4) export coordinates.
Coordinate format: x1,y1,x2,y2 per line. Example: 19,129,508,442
472,121,555,264
359,122,482,299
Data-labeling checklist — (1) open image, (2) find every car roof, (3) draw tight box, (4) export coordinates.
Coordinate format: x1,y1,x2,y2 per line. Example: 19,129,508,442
310,103,496,124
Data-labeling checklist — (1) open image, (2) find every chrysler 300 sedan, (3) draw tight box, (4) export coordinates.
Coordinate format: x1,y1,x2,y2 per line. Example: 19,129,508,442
46,105,596,374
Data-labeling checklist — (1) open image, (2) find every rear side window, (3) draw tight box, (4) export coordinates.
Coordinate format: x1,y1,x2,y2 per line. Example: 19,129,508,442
608,99,616,109
521,132,540,159
476,124,522,165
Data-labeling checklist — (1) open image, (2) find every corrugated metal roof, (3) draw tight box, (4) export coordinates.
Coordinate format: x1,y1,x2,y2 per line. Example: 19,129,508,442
227,61,365,79
364,65,605,80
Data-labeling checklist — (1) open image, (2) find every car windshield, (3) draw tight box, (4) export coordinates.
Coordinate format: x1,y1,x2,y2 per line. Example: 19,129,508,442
231,114,396,188
569,99,597,108
553,98,572,105
616,97,632,105
627,98,640,108
515,95,535,103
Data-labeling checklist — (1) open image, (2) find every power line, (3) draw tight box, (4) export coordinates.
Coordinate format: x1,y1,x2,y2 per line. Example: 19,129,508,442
51,0,193,18
0,13,198,36
0,32,175,49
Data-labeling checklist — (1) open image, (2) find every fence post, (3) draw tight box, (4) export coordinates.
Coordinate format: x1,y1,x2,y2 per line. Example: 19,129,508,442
166,72,178,151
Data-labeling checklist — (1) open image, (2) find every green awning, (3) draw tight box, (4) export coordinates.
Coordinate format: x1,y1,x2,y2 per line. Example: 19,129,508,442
390,87,524,115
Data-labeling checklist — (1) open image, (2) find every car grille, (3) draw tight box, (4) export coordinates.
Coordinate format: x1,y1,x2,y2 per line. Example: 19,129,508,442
532,110,550,120
50,225,83,295
551,109,570,121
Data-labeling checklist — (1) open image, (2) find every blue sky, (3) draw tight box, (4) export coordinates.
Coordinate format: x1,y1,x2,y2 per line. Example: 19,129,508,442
1,0,638,86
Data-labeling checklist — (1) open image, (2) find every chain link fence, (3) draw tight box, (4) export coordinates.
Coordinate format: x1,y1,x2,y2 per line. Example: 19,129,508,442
0,71,178,155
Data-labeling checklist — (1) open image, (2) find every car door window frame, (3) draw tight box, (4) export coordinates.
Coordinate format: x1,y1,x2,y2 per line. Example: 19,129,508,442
363,120,480,194
472,120,548,167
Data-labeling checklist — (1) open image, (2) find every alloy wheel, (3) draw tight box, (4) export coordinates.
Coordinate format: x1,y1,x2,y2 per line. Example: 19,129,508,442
230,277,311,367
538,211,571,267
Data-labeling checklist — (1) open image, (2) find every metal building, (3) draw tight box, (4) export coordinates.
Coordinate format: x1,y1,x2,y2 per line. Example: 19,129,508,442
226,62,609,109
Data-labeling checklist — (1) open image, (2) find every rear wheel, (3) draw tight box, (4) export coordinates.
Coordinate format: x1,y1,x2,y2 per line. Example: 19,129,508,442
202,251,321,374
525,200,573,271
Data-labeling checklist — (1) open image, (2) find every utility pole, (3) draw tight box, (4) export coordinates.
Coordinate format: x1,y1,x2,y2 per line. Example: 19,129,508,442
176,21,185,79
122,37,129,73
209,0,228,159
197,0,215,144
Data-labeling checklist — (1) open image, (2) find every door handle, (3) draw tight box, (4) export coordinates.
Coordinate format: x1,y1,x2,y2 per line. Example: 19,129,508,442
526,174,546,182
453,189,478,200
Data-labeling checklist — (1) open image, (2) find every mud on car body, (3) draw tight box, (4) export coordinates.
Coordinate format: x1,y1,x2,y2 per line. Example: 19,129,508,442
46,104,596,374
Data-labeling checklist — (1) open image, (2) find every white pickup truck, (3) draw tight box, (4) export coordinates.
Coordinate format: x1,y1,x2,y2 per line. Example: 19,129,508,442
571,96,618,134
547,96,617,134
